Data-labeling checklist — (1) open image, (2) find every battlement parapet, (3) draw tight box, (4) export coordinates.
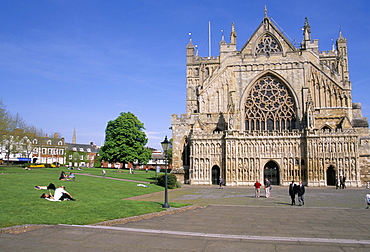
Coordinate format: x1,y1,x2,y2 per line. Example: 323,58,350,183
226,129,303,138
320,50,337,57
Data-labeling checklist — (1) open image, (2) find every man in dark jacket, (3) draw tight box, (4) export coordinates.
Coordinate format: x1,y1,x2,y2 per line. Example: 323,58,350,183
289,180,297,205
297,180,305,206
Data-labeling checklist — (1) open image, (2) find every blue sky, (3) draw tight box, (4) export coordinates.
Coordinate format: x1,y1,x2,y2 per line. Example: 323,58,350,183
1,0,369,150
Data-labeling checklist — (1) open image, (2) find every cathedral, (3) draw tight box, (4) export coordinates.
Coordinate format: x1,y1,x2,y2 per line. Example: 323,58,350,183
171,11,370,187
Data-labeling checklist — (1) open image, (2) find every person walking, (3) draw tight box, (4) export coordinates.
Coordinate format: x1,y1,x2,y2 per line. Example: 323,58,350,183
297,180,305,206
339,176,344,189
102,169,106,178
264,178,271,198
219,177,224,189
342,176,346,189
289,180,297,205
254,180,261,198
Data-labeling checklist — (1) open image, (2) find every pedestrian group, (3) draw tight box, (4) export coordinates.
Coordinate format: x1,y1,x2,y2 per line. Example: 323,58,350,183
253,178,272,198
289,180,305,206
253,179,306,206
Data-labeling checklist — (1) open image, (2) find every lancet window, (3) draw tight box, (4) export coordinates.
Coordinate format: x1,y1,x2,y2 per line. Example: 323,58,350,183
245,75,297,132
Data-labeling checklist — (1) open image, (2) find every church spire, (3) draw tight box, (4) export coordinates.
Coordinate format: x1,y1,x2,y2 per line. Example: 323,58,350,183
72,127,76,144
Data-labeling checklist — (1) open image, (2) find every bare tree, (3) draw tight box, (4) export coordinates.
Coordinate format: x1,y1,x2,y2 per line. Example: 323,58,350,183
0,99,44,164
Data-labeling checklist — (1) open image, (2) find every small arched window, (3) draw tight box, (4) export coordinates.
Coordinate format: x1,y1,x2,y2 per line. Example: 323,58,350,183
205,67,209,77
255,33,282,56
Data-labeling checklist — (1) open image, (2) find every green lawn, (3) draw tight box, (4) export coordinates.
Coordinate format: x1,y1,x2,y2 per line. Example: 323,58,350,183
0,166,186,228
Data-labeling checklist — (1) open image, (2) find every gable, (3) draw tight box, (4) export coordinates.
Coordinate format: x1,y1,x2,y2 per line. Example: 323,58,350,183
193,119,204,132
338,116,352,129
240,17,296,56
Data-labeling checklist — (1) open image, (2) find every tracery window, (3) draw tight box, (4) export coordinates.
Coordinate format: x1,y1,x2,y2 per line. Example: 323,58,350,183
255,33,281,55
245,75,297,132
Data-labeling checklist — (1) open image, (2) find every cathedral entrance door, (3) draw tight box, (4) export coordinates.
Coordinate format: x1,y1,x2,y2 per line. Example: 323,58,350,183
326,165,336,186
263,161,280,185
211,165,220,185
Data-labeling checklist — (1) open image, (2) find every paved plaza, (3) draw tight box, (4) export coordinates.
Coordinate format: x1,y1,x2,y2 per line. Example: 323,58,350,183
1,185,370,251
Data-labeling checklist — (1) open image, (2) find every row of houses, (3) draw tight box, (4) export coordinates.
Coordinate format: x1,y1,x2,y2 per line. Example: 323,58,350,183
0,131,100,167
0,130,167,169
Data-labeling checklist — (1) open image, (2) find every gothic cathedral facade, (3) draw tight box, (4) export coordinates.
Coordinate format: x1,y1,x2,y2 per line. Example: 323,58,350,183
171,13,370,187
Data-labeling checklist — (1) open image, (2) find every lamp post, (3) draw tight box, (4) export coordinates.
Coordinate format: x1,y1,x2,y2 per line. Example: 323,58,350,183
161,136,170,208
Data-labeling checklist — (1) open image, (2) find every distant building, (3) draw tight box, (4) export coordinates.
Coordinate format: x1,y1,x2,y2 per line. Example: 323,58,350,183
145,150,170,170
31,133,66,164
100,149,170,170
0,129,33,164
66,142,99,167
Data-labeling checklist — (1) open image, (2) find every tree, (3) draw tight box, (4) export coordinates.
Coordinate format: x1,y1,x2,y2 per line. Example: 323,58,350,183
0,99,44,164
100,112,152,167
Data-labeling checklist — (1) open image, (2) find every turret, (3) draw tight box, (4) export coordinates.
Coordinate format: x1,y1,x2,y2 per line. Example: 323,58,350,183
186,33,195,64
302,17,311,46
230,22,237,45
220,23,237,61
336,29,350,88
301,17,319,54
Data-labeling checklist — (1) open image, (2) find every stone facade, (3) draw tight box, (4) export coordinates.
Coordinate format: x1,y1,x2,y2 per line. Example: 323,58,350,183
171,13,370,187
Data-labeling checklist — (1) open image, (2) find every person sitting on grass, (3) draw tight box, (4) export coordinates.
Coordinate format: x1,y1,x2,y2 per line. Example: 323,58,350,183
66,172,75,181
59,171,66,180
54,186,76,201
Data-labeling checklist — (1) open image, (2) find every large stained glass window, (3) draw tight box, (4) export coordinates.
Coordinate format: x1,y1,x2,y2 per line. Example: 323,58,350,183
245,75,297,132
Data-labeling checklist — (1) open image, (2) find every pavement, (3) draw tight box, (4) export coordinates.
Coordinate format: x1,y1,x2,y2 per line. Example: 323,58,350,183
1,184,370,251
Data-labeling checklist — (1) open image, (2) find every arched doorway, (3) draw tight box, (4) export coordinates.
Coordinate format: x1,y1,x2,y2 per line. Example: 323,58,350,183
211,165,220,185
326,165,336,186
263,161,280,185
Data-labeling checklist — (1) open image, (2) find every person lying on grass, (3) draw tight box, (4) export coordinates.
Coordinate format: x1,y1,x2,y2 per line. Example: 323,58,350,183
54,186,76,201
40,193,54,199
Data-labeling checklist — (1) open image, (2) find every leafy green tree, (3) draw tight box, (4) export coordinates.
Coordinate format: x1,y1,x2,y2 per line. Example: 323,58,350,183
100,112,152,167
94,155,103,168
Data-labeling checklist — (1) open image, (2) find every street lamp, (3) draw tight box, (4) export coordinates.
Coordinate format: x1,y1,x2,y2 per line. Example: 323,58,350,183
161,135,170,208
